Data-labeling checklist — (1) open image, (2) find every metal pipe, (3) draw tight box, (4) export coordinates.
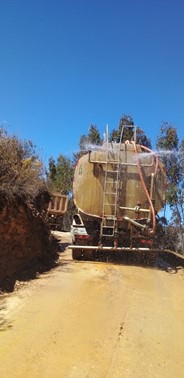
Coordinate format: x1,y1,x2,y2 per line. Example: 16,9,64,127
123,216,147,229
88,156,154,167
148,173,155,221
69,245,150,250
118,206,150,213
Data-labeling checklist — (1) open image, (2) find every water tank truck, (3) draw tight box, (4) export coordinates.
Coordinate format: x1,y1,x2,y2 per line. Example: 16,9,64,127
70,125,166,260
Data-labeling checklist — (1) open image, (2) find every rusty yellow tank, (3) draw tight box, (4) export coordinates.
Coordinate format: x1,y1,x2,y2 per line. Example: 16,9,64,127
73,142,166,222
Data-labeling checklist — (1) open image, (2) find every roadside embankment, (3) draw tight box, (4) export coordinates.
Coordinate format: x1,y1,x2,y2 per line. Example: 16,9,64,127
0,205,58,291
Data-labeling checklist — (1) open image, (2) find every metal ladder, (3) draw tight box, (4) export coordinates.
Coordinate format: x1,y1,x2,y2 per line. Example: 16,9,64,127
101,127,124,238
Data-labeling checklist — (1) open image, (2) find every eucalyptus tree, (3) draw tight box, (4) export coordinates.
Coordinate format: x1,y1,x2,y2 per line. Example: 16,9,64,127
73,124,102,166
109,114,151,148
156,123,184,253
47,154,73,195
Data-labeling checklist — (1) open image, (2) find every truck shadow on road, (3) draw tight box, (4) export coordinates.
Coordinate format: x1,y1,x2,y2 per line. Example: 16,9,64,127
156,251,184,274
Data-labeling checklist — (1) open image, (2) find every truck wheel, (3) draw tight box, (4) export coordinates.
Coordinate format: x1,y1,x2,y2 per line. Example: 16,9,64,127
72,249,82,260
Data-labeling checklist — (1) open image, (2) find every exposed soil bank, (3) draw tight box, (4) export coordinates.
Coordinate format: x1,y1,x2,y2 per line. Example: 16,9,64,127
0,206,58,291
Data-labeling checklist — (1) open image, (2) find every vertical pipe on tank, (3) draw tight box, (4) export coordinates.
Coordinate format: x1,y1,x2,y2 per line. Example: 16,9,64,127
131,141,156,234
148,173,155,223
134,126,137,143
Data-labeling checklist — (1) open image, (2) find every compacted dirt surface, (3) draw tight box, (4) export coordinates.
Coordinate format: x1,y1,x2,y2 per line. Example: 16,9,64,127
0,232,184,378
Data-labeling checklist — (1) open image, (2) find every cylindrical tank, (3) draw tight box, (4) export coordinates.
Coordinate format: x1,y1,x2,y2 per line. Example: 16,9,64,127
73,143,166,222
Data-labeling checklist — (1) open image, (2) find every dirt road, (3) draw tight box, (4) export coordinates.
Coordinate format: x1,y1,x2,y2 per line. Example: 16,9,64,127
0,232,184,378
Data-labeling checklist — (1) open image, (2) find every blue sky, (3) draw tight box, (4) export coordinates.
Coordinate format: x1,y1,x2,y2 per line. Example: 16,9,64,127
0,0,184,166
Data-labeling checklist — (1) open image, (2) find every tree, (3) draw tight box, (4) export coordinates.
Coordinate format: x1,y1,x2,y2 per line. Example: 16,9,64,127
109,114,151,148
73,124,102,166
48,157,57,182
156,123,180,206
136,127,152,148
156,122,184,253
47,154,73,195
0,127,47,209
79,125,102,150
109,114,134,142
